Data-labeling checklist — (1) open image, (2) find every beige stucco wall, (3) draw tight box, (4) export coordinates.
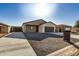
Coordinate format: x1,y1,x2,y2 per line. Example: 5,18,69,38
22,25,37,32
39,22,56,33
1,25,10,33
26,25,37,32
8,26,11,33
39,25,44,33
22,25,26,32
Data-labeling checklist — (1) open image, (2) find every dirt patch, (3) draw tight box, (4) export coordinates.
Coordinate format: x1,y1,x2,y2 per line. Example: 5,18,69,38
24,33,79,56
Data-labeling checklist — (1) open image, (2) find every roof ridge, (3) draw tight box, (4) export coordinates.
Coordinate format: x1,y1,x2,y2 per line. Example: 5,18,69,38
22,19,47,26
47,21,56,25
0,22,9,26
23,19,46,24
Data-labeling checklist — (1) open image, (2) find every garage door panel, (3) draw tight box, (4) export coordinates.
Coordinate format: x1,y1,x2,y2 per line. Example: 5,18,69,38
45,27,54,32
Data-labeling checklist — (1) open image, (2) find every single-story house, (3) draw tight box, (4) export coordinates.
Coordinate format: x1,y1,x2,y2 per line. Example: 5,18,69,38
71,27,79,32
22,19,72,33
0,23,11,33
22,19,56,33
56,24,72,32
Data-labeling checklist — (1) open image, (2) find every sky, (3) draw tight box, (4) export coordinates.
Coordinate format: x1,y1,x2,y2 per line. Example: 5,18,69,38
0,3,79,26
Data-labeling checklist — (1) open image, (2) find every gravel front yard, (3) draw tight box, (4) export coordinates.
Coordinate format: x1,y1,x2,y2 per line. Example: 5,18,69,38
24,33,79,56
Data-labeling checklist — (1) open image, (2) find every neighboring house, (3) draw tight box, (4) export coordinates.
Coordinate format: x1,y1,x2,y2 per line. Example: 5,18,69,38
22,19,56,33
56,24,72,32
71,27,79,32
0,23,11,33
10,26,22,32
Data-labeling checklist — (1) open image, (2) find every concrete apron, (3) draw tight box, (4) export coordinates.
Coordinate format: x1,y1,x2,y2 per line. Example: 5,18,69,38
0,32,36,56
47,42,79,56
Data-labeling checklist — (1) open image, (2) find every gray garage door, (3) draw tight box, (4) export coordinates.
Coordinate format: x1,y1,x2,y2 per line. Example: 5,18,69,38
45,27,54,32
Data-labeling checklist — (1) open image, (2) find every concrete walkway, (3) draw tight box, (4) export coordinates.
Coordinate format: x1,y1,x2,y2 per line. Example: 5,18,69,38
0,32,36,56
71,34,79,39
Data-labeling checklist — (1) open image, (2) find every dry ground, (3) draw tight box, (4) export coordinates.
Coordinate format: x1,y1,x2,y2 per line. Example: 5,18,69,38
24,33,79,56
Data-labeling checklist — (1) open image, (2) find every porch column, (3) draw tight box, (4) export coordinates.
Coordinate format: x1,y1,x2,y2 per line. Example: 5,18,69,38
54,26,56,32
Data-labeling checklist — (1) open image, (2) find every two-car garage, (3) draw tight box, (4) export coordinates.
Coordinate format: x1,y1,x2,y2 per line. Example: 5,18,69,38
22,19,56,33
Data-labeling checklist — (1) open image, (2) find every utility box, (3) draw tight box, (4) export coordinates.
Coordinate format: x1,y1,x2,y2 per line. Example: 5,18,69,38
63,28,71,42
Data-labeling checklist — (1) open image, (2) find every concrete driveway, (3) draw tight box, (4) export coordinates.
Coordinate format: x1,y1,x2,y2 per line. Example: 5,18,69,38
3,32,26,39
0,32,36,56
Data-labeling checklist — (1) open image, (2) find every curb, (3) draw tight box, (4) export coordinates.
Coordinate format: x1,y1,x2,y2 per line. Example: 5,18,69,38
22,32,37,56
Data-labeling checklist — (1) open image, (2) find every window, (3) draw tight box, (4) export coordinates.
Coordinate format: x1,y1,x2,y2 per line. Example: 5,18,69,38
31,26,33,30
